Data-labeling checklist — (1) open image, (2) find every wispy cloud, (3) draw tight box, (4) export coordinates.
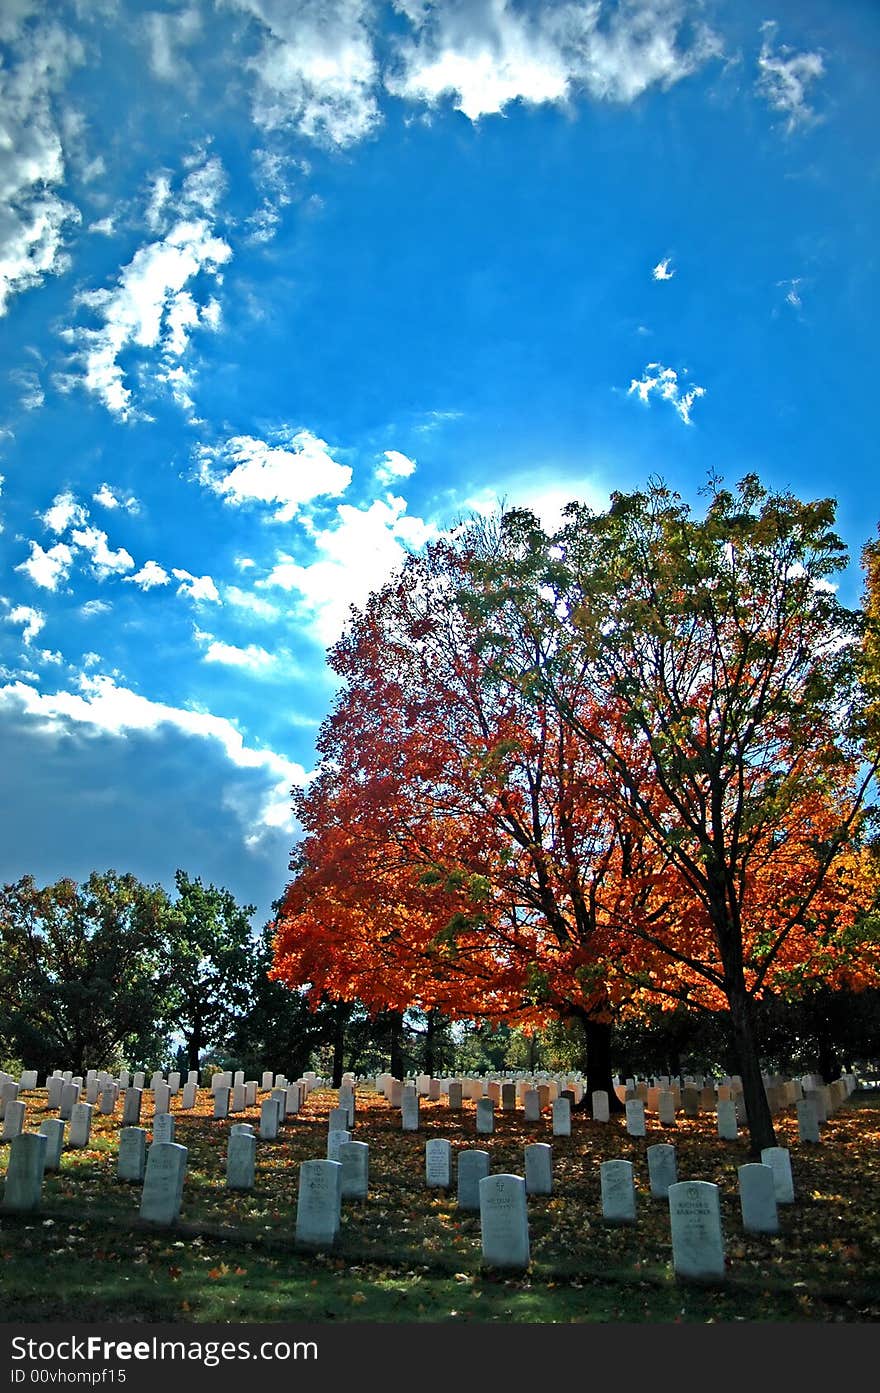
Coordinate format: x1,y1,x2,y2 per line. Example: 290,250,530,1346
258,493,437,645
5,603,46,646
69,524,135,580
222,0,380,147
193,626,276,673
15,540,75,591
172,568,220,603
93,483,141,513
0,15,83,316
777,276,803,309
126,560,171,591
628,362,705,425
387,0,722,121
376,449,417,485
652,257,675,281
198,428,353,520
756,21,825,134
69,154,231,420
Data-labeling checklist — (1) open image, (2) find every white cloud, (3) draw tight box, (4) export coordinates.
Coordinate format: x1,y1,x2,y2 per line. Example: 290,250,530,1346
142,4,203,82
224,585,279,620
222,0,380,147
198,428,353,520
15,540,74,591
258,493,438,644
462,474,610,531
71,156,231,420
387,0,722,121
43,490,86,534
777,276,803,309
0,18,83,316
172,568,221,603
93,482,141,513
88,216,116,237
69,524,136,580
79,599,112,617
127,559,171,590
376,448,417,484
0,672,305,845
10,367,44,410
193,626,276,673
5,604,45,645
628,362,705,425
756,22,824,134
652,257,674,281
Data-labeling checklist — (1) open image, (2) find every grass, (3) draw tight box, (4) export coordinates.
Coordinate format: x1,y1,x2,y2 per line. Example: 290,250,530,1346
1,1084,879,1323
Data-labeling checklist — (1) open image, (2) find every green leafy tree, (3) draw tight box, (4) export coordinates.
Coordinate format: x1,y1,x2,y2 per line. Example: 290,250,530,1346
164,869,257,1072
465,475,880,1152
0,871,172,1075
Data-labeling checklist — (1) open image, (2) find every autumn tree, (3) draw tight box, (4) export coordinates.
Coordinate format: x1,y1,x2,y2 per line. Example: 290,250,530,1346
0,871,172,1075
272,533,670,1106
465,476,880,1151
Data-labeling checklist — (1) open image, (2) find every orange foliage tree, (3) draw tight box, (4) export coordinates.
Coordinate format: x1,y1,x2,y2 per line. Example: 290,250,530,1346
463,477,880,1150
273,535,672,1107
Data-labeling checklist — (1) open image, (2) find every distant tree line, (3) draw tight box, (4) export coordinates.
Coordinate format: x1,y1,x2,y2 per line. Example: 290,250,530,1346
1,867,876,1086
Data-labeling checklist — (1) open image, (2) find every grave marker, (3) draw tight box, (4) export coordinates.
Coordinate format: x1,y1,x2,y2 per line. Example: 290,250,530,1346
139,1142,187,1225
738,1163,779,1234
668,1181,725,1283
227,1132,257,1190
295,1159,342,1248
524,1142,553,1196
118,1127,147,1182
479,1174,530,1270
457,1149,490,1211
426,1139,452,1188
600,1159,637,1224
1,1131,47,1212
647,1143,678,1198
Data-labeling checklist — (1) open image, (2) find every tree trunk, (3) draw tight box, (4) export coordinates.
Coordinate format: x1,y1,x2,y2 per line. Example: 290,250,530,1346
387,1009,405,1079
186,1025,203,1075
727,988,776,1155
331,1001,347,1088
584,1017,625,1113
424,1009,437,1077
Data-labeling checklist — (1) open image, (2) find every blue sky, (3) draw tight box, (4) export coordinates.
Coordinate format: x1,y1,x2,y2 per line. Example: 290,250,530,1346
1,0,877,933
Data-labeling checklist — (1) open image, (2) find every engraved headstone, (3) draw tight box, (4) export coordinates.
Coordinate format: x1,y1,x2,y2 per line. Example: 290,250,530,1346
295,1159,342,1248
760,1147,795,1204
118,1127,147,1182
668,1180,725,1283
39,1118,65,1170
151,1112,175,1146
524,1142,553,1196
738,1163,779,1234
647,1143,678,1198
457,1149,490,1211
68,1102,93,1148
479,1173,530,1270
139,1142,187,1225
227,1131,257,1190
601,1159,637,1224
339,1140,369,1200
625,1099,646,1137
426,1138,452,1188
1,1131,47,1212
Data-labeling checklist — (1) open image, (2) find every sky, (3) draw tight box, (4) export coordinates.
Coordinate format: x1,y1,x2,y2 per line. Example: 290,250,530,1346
1,0,878,935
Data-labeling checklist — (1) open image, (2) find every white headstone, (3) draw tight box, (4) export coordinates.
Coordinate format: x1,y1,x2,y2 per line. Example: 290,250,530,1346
46,1077,64,1110
181,1082,197,1110
796,1099,820,1144
476,1098,495,1134
213,1087,230,1120
230,1083,246,1113
261,1071,274,1091
295,1159,343,1248
522,1089,540,1122
658,1091,677,1126
600,1159,637,1224
738,1163,779,1234
339,1140,369,1200
625,1099,646,1137
448,1081,463,1109
1,1131,47,1211
68,1102,93,1148
1,1099,26,1142
401,1092,419,1131
139,1142,187,1225
479,1173,530,1270
524,1142,553,1196
19,1071,38,1091
151,1112,175,1146
668,1181,726,1283
227,1132,257,1190
647,1143,678,1198
457,1149,490,1211
118,1127,147,1182
39,1118,65,1170
122,1088,143,1126
99,1086,117,1115
327,1129,351,1161
425,1139,452,1188
716,1100,738,1140
285,1084,301,1117
59,1082,79,1121
591,1090,610,1123
760,1147,795,1204
551,1098,571,1136
260,1098,281,1140
328,1106,349,1134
